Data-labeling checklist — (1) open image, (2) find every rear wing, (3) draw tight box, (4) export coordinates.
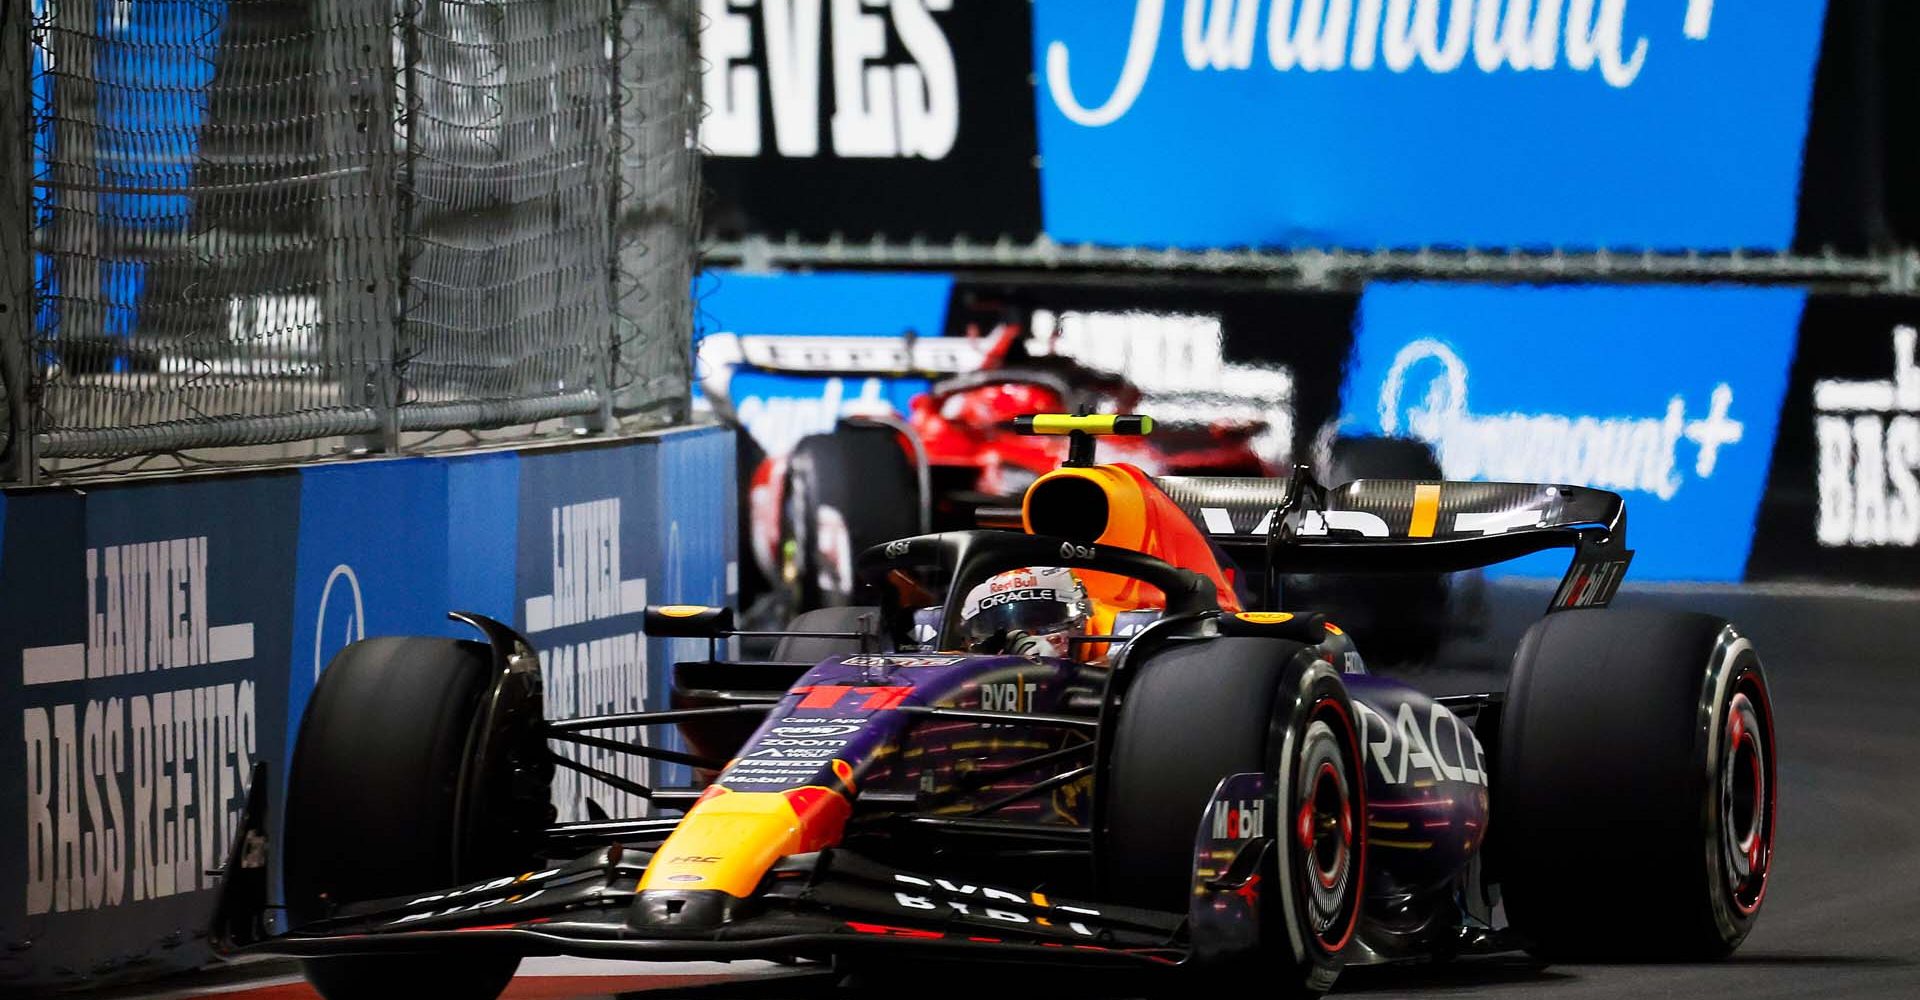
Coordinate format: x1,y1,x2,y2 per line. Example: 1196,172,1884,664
698,332,984,380
1155,471,1633,611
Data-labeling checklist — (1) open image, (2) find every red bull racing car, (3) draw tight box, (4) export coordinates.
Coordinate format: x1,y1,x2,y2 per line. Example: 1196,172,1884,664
212,415,1776,999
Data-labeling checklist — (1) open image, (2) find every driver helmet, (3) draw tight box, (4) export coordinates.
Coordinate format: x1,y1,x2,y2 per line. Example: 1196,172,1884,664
959,566,1089,658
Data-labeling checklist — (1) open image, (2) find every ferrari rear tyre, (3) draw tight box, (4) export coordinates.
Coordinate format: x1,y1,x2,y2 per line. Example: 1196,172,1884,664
783,426,918,610
1101,637,1365,997
1494,609,1776,960
285,636,544,1000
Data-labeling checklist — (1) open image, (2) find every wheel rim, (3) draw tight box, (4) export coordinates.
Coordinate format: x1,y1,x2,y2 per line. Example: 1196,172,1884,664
1720,681,1773,916
1294,700,1363,954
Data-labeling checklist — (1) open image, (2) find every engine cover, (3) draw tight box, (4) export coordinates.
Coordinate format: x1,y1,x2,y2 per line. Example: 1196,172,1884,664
1342,674,1491,897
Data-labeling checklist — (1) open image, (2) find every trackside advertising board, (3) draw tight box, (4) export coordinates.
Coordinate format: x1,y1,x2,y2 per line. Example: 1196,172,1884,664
0,426,733,989
1031,0,1828,250
700,3,1838,252
696,271,955,456
1338,282,1804,580
2,476,301,989
697,268,1360,468
701,0,1042,241
1748,297,1920,584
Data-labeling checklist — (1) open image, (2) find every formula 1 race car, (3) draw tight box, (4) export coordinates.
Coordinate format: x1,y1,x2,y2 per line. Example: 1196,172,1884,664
212,415,1776,1000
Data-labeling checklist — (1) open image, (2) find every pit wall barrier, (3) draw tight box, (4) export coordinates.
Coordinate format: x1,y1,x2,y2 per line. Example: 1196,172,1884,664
0,424,735,989
700,269,1920,587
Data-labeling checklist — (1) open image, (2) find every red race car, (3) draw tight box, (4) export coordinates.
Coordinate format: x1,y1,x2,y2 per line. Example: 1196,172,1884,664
706,323,1279,613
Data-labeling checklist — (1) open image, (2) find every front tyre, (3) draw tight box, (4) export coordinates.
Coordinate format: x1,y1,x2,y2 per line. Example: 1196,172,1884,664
1494,610,1777,960
285,636,547,1000
1100,637,1365,996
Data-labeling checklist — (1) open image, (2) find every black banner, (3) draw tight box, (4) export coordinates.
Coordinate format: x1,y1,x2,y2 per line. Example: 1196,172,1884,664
1747,296,1920,584
700,0,1040,242
1794,0,1920,254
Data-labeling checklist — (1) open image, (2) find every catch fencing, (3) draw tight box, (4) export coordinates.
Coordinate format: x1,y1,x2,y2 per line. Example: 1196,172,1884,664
0,0,699,482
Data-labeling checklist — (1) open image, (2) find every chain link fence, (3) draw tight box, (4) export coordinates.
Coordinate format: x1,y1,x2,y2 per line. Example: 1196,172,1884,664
0,0,698,482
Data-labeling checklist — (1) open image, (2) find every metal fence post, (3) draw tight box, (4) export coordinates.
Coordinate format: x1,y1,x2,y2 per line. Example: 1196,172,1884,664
323,0,402,455
0,0,32,484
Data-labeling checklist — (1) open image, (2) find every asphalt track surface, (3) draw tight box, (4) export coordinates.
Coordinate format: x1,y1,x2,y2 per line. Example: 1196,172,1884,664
102,581,1920,1000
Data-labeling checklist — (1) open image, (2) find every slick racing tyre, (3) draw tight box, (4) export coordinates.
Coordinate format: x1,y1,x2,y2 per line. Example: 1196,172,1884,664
783,425,919,610
734,427,774,608
285,637,551,1000
1100,638,1366,997
1494,609,1776,960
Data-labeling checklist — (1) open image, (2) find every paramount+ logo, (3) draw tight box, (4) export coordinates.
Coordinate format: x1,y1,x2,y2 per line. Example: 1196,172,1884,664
1047,0,1721,127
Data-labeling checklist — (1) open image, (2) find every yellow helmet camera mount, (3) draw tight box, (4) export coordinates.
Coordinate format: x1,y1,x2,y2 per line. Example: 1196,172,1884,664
1010,413,1155,467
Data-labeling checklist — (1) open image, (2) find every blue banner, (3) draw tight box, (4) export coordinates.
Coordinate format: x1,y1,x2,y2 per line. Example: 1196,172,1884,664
287,459,455,763
698,270,954,339
0,475,300,985
446,452,522,626
0,427,733,989
1340,282,1804,580
516,443,665,823
1031,0,1827,250
697,270,956,456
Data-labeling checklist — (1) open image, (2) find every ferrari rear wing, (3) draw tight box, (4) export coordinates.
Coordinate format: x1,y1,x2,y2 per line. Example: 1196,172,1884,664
1155,471,1633,611
699,332,985,379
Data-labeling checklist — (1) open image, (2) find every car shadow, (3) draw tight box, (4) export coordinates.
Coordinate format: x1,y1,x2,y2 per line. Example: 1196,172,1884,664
1333,955,1571,993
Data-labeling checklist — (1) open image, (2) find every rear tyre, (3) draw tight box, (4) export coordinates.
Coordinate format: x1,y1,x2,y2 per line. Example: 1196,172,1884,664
783,426,918,610
1494,610,1776,960
733,427,773,608
1101,638,1365,997
285,636,546,1000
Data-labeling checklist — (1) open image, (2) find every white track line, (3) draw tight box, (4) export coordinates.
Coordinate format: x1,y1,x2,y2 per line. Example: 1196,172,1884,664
515,957,788,978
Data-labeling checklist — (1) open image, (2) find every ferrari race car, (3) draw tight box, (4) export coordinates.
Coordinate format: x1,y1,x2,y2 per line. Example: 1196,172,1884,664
212,415,1776,1000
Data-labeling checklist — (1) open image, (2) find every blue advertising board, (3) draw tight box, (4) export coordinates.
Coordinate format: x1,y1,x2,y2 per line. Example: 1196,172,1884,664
697,270,956,456
286,459,453,764
1031,0,1828,250
698,270,954,339
516,442,666,824
0,426,733,990
0,474,300,985
1339,282,1804,580
286,453,522,761
445,452,522,626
